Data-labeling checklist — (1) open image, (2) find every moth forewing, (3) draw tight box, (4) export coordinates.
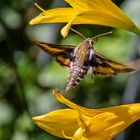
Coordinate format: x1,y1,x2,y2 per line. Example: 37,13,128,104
91,51,134,76
32,41,65,55
32,40,75,67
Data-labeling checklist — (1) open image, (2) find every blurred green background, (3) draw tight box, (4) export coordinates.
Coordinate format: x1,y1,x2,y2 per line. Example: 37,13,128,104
0,0,140,140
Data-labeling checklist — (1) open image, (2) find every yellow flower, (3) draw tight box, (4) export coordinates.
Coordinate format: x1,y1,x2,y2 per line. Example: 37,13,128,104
29,0,140,37
32,90,140,140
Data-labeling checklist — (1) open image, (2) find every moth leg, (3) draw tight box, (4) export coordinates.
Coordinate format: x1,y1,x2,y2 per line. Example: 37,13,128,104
90,73,95,84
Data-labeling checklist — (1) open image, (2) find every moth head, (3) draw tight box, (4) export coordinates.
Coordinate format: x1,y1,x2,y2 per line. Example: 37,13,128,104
84,38,94,49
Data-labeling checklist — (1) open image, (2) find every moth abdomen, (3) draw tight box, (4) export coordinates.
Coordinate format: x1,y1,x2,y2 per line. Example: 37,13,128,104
66,61,88,91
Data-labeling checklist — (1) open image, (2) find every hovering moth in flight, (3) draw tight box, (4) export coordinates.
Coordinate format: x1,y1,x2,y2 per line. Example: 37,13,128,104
32,31,134,91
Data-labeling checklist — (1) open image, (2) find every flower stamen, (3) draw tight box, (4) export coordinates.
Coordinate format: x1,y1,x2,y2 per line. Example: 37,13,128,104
35,3,46,12
62,130,72,139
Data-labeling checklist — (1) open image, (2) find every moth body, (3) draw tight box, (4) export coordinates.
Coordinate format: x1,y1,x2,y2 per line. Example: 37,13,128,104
66,60,89,92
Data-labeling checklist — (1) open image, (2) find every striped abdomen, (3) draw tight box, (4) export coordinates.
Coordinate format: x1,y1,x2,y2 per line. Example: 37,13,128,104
66,61,89,91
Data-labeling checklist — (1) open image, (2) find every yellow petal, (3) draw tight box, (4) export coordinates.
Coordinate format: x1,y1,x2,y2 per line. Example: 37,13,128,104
65,0,111,11
32,109,79,138
64,0,140,36
30,0,140,37
33,91,140,140
61,16,76,38
65,0,131,21
65,0,135,25
53,90,140,139
75,11,135,30
86,104,140,139
29,8,79,25
60,9,137,37
53,90,103,116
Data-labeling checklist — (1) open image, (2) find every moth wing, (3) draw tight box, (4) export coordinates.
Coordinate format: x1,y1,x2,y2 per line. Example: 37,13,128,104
32,40,75,67
92,51,134,76
55,55,71,67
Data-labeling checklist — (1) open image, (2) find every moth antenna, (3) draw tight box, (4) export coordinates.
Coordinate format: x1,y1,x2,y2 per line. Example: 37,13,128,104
71,28,86,39
92,31,112,40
